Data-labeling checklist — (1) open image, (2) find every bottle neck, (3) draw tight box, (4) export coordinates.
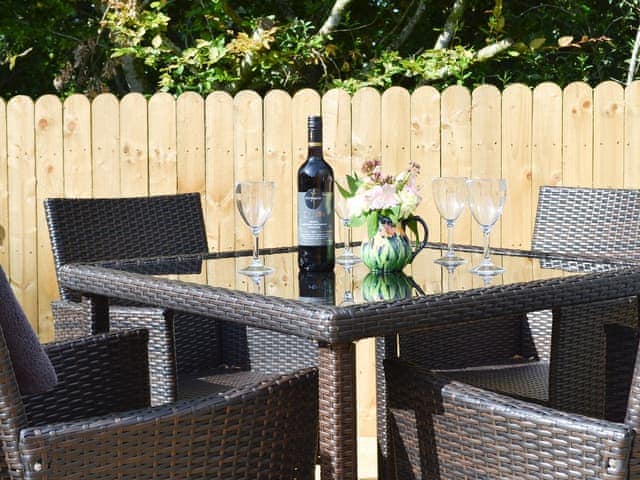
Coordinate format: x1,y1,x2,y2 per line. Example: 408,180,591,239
307,143,323,158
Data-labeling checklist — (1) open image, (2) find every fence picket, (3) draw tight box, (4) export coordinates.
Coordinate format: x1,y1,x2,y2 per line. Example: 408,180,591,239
120,93,148,196
410,86,442,295
63,95,92,197
35,95,64,342
563,82,593,187
264,89,294,298
205,91,235,288
149,92,177,195
0,99,8,275
594,81,624,188
625,81,640,188
351,87,381,245
7,96,38,326
92,94,120,197
532,83,563,280
502,84,533,283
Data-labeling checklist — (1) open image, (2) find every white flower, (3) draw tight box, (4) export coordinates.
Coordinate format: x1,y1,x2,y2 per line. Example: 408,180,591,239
398,186,421,218
347,191,369,217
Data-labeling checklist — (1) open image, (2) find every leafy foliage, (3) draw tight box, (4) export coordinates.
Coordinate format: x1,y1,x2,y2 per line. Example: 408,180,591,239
1,0,639,98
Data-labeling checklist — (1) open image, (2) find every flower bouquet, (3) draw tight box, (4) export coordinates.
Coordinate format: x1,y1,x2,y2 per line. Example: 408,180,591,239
337,160,428,272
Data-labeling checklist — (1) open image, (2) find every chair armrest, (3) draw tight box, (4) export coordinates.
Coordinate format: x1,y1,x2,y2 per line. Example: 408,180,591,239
22,330,151,427
385,359,633,479
18,368,318,479
52,299,178,405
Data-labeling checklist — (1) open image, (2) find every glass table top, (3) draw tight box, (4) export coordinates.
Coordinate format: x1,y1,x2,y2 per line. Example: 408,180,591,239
95,243,637,307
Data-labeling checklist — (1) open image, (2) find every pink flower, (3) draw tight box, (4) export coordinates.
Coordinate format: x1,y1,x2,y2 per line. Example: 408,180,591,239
366,184,399,210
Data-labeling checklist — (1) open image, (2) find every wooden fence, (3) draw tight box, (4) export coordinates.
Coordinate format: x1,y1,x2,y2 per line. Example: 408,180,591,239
1,81,639,438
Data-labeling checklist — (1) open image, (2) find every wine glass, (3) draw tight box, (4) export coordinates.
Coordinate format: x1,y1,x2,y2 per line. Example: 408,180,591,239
467,178,507,276
432,177,468,266
235,180,275,277
335,186,361,266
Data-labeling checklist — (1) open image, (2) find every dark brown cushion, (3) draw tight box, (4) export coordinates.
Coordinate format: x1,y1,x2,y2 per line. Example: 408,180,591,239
0,268,57,394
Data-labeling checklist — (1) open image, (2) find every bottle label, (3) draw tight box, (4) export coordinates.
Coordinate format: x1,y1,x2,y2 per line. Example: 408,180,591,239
298,190,334,246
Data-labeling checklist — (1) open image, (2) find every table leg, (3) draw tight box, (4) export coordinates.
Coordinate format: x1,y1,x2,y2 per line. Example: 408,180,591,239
318,341,357,480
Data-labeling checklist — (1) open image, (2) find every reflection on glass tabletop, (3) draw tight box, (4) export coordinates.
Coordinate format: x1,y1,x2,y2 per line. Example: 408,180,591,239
93,243,638,307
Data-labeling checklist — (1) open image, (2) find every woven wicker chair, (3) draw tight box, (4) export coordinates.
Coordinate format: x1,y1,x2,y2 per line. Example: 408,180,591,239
44,194,317,406
384,321,639,479
381,186,640,479
0,327,318,480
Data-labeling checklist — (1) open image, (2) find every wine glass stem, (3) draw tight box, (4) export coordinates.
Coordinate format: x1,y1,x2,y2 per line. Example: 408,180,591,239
446,220,455,257
482,227,491,264
251,233,261,266
343,219,352,254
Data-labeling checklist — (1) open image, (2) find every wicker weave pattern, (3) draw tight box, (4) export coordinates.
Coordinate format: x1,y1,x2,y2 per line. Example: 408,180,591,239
385,359,633,480
58,261,640,343
551,298,638,418
381,186,640,479
45,194,318,410
318,343,357,480
532,186,640,258
59,252,640,479
0,328,318,480
44,194,208,302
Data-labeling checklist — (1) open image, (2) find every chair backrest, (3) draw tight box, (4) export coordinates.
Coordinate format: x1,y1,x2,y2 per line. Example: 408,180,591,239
532,186,640,259
533,186,640,420
45,193,208,300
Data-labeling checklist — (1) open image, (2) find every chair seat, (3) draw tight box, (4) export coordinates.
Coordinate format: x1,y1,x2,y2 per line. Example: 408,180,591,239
178,368,278,400
437,360,549,403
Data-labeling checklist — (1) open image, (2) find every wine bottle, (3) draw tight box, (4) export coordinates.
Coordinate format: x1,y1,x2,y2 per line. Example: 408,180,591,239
298,271,336,305
297,115,335,272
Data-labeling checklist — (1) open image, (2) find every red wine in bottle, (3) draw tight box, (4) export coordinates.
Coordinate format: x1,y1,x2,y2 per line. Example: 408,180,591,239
297,115,335,272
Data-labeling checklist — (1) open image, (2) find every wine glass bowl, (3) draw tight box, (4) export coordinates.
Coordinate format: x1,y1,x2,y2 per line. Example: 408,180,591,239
466,178,507,276
235,180,275,276
335,186,361,266
432,177,468,266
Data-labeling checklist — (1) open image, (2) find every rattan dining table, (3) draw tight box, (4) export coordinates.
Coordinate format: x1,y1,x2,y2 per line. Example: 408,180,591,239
57,243,640,480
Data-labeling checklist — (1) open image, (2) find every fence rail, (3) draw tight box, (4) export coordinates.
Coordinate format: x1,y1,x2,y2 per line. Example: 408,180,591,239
2,81,638,437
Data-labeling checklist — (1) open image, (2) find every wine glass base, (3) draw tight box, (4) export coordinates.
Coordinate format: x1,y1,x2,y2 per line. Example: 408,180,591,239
470,263,504,276
336,254,361,266
238,264,274,277
434,255,466,267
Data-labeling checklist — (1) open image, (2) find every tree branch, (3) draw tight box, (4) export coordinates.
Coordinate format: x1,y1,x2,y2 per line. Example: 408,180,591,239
389,0,427,50
318,0,354,36
628,21,640,86
476,38,513,61
434,0,467,50
424,39,513,82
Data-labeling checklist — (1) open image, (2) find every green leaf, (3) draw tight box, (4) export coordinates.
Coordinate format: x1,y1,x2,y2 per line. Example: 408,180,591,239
349,215,366,227
367,212,379,239
529,37,546,50
405,217,420,244
390,205,401,223
336,181,351,198
347,174,360,194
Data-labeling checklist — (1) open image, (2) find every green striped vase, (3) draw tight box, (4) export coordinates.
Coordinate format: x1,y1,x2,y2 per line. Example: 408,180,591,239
361,217,414,273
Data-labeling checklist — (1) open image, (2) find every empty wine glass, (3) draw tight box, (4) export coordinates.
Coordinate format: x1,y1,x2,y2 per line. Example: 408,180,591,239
467,178,507,276
235,180,275,277
335,186,361,266
432,177,468,266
